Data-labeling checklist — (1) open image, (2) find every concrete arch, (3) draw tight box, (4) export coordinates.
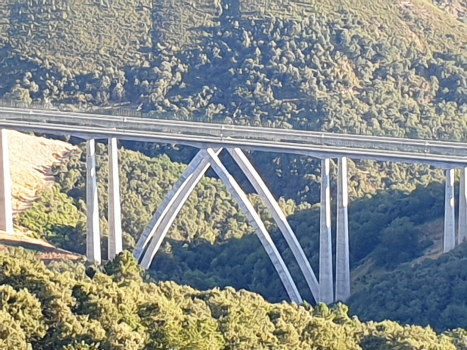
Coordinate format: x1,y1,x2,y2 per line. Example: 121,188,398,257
136,148,303,303
134,150,218,261
227,147,319,302
137,151,220,268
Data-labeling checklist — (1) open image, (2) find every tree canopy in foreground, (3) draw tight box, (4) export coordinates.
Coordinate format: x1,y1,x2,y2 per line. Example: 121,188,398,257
0,248,466,349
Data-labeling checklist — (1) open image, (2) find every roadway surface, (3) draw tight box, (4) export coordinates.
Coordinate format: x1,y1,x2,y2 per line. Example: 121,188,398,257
0,106,466,168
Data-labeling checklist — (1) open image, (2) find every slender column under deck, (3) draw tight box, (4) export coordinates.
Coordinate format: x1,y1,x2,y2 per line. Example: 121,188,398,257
459,168,467,245
227,148,319,302
335,157,350,302
205,148,303,304
139,149,221,268
86,139,101,263
0,129,13,234
319,158,333,304
444,168,456,252
108,138,122,260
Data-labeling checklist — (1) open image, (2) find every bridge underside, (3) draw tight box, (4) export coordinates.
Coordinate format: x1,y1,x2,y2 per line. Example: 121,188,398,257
0,126,466,304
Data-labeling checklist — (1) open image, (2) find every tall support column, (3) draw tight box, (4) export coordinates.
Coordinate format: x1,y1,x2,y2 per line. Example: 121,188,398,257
86,139,101,263
319,158,333,304
205,148,303,304
135,149,221,262
0,129,13,234
459,168,467,245
444,168,456,252
335,157,350,302
108,138,122,260
228,148,319,303
139,149,222,268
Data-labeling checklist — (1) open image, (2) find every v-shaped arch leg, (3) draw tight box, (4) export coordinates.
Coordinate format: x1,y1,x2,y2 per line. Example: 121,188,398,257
227,147,319,303
204,148,303,304
135,149,221,266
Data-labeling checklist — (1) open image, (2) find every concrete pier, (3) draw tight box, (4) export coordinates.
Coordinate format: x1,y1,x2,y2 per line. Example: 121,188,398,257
319,158,333,304
139,149,221,268
444,168,456,252
0,129,13,234
205,148,303,304
228,147,319,303
108,138,122,260
459,168,467,245
86,139,101,263
335,157,350,302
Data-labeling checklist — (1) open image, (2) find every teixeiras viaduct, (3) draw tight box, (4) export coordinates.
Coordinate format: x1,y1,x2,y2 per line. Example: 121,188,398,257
0,104,466,305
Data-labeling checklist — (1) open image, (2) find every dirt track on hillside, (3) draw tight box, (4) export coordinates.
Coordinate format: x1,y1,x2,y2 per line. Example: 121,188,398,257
0,231,82,262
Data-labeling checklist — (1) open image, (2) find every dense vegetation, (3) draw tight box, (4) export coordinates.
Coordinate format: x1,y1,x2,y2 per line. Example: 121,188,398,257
350,243,467,332
1,248,467,349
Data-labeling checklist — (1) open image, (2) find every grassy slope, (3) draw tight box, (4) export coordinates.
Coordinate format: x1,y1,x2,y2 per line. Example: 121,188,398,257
2,131,80,260
157,0,467,51
349,242,467,331
9,130,75,216
351,217,444,294
0,0,153,73
0,231,81,262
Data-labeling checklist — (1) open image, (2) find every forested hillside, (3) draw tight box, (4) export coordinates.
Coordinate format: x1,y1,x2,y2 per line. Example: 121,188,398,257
350,243,467,332
1,0,467,338
1,248,467,349
0,0,465,201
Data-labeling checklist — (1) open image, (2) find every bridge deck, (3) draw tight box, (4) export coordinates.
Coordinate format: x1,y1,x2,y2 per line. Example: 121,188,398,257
0,107,466,168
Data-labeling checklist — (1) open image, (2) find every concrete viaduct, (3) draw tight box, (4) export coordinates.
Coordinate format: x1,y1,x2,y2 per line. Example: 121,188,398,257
0,105,467,305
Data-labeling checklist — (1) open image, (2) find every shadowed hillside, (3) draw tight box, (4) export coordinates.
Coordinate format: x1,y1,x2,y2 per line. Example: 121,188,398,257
349,243,467,332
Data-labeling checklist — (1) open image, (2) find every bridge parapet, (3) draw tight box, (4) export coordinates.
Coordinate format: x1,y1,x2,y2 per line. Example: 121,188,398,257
0,99,466,156
0,105,467,169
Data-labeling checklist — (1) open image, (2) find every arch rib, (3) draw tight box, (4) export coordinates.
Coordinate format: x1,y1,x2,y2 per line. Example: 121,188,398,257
227,147,319,302
135,149,221,263
204,148,303,304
